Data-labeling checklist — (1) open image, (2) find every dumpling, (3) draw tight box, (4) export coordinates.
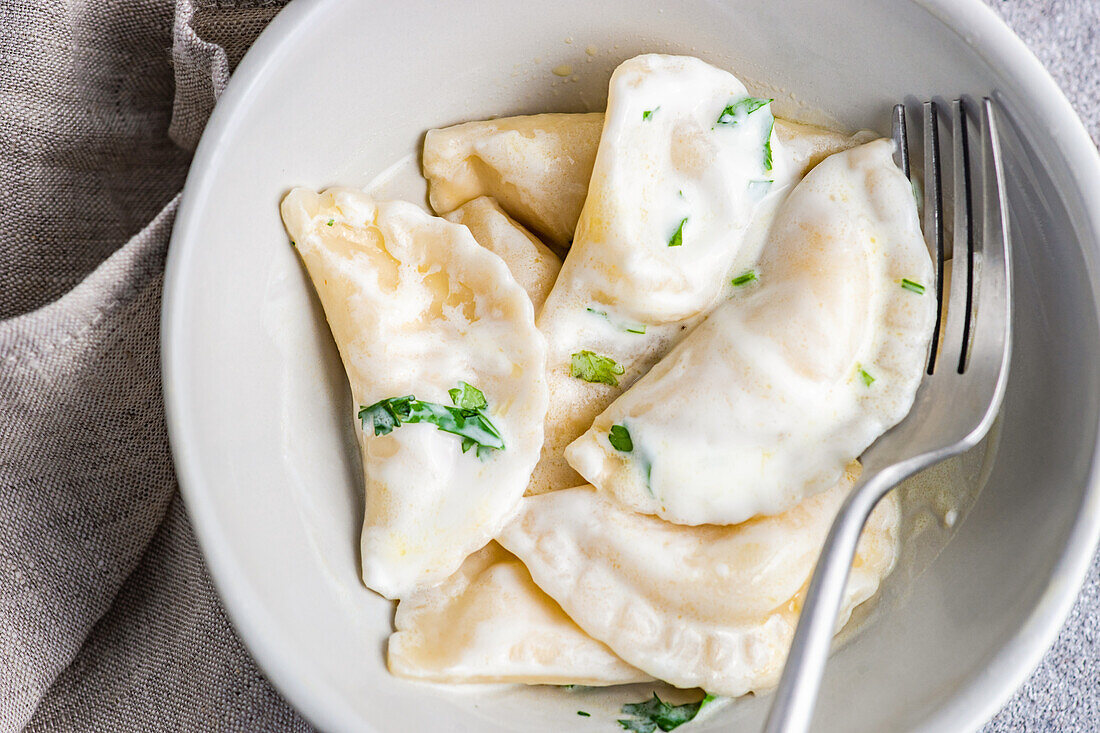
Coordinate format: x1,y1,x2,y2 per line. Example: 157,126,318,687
444,196,562,313
774,118,877,179
388,542,652,685
566,140,936,525
530,54,795,493
281,188,547,599
497,465,900,697
423,113,604,248
423,112,868,258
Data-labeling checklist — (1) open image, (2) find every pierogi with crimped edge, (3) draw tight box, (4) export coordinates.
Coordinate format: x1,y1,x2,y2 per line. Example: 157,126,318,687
388,541,652,685
281,188,547,600
567,139,936,526
444,196,562,313
497,464,900,697
424,113,871,257
530,54,798,494
423,112,604,249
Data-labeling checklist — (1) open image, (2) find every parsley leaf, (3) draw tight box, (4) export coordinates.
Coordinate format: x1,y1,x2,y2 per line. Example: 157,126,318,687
608,424,633,452
448,381,488,410
859,367,875,386
326,219,335,226
901,278,926,295
359,395,415,436
668,217,688,247
748,179,773,198
763,117,775,171
731,270,757,286
618,693,716,732
587,307,647,334
358,385,504,459
571,350,625,386
716,97,771,125
577,711,591,717
642,106,660,120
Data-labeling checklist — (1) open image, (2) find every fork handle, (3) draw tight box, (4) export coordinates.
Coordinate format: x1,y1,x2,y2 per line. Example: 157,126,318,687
762,470,895,733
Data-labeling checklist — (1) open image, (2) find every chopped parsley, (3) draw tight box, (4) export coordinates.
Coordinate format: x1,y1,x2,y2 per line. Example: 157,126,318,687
290,241,296,247
571,350,625,386
901,278,926,295
358,384,504,459
577,711,591,717
668,217,688,247
642,106,660,120
326,219,335,226
763,118,775,171
618,693,716,732
608,424,633,452
731,270,757,286
448,381,488,410
586,307,647,335
748,179,773,198
716,97,771,125
859,367,875,386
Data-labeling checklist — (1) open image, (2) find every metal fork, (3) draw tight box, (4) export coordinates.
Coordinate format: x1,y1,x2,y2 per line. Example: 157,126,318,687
762,98,1013,733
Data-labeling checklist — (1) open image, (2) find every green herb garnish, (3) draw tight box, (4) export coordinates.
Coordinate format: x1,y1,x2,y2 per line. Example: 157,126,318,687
642,106,659,121
326,219,335,226
571,350,625,386
577,711,591,717
859,367,875,386
608,424,633,452
731,270,757,286
587,307,648,335
668,217,688,247
618,693,716,732
901,278,926,295
763,118,775,171
716,97,771,125
748,179,773,198
290,241,296,247
359,384,504,459
448,381,488,410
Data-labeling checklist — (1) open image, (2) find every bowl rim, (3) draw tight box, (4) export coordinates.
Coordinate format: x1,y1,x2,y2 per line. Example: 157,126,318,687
161,1,1100,731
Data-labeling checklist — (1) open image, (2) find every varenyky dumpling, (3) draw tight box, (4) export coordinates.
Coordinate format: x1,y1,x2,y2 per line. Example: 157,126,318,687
444,196,562,313
281,188,547,599
423,113,604,249
774,118,878,179
567,140,936,525
388,542,651,685
498,464,900,697
425,111,869,253
529,54,797,493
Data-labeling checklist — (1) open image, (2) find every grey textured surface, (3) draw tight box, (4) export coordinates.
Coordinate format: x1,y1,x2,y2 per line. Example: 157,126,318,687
0,0,1094,731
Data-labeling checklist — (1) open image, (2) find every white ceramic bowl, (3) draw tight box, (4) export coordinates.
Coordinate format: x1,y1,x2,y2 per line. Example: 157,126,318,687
162,0,1100,730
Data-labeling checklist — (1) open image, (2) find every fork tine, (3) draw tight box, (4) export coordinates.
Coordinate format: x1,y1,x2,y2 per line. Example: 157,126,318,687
967,99,1012,379
892,104,910,179
923,101,945,374
939,99,974,374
